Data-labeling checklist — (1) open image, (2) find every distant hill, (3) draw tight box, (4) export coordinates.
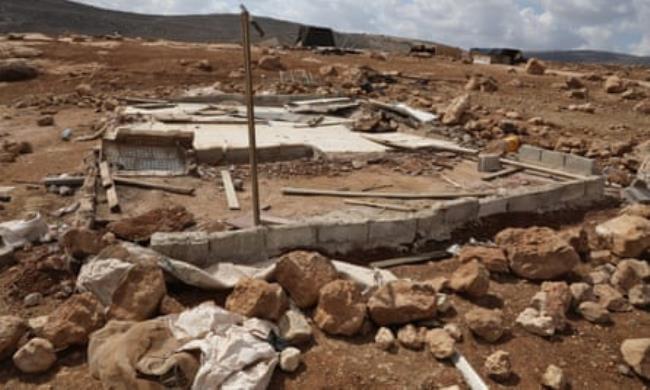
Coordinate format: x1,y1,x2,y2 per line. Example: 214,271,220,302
525,50,650,66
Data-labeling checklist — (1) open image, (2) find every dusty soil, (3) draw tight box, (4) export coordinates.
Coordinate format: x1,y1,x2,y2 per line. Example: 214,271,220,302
1,33,650,390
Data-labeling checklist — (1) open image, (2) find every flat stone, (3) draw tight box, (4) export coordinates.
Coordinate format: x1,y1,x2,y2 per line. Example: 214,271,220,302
368,280,437,326
225,278,288,321
464,308,504,343
313,280,366,336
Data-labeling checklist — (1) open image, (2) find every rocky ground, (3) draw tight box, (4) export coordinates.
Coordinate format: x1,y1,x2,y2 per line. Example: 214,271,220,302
1,32,650,390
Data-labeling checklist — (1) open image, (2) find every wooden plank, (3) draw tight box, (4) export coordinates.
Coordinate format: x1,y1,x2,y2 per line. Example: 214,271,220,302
282,187,494,199
42,176,85,187
500,158,586,180
481,166,522,182
370,251,451,269
221,170,241,210
113,177,195,196
99,161,113,188
344,199,417,212
106,185,120,213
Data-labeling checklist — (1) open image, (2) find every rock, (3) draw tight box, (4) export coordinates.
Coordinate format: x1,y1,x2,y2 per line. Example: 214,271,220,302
196,60,212,72
319,65,338,77
313,280,366,336
442,94,470,125
75,83,92,96
397,324,426,350
565,76,584,89
275,251,338,309
577,302,612,324
568,103,595,113
279,347,301,373
516,308,555,337
484,350,512,381
375,327,395,350
425,329,456,360
368,280,437,326
23,292,43,307
108,262,166,321
158,295,185,315
60,228,105,260
440,324,461,343
594,284,631,312
457,245,509,273
436,293,453,314
621,338,650,379
629,284,650,308
596,215,650,257
107,206,195,242
58,186,73,196
449,261,490,298
0,316,28,360
587,270,611,285
634,100,650,115
604,76,626,94
258,55,285,71
278,308,313,345
61,128,72,141
525,58,546,75
610,259,650,292
570,283,596,306
12,338,56,374
559,226,590,256
41,292,105,349
589,250,612,265
37,116,54,127
537,282,572,330
464,308,504,343
496,227,579,280
0,60,38,82
225,278,288,321
542,364,568,389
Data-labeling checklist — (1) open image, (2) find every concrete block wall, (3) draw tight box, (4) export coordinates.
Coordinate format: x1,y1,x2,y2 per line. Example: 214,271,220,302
518,144,599,175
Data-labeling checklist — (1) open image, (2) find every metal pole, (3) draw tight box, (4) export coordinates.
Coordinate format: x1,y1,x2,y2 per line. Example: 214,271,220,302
240,6,261,226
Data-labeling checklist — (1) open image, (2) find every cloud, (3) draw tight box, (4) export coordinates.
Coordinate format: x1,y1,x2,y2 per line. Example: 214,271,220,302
74,0,650,55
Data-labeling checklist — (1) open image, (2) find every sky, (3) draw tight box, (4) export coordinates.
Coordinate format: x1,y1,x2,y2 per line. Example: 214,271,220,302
75,0,650,56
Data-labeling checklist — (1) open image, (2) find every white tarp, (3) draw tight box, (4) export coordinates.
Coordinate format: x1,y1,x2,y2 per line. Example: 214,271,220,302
76,258,135,306
0,213,49,249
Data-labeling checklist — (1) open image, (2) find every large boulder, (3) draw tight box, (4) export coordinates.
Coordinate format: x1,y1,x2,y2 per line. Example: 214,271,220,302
314,280,366,336
107,262,167,321
457,245,509,273
604,76,626,94
464,308,504,343
621,338,650,380
258,55,285,71
449,261,490,298
40,292,105,349
12,338,57,374
525,58,546,75
275,251,338,309
0,316,28,360
442,94,470,125
368,280,437,326
496,227,579,280
225,278,288,321
596,215,650,258
0,59,38,82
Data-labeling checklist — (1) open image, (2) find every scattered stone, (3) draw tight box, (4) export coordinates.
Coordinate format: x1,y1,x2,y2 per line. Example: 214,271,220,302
577,302,612,324
12,338,56,374
457,245,509,273
587,269,611,285
225,278,288,321
0,316,28,360
313,280,366,336
275,251,339,309
75,83,92,96
496,227,580,280
604,76,626,94
375,327,396,351
442,94,470,125
594,284,632,312
23,292,43,307
0,59,38,82
397,324,426,350
560,226,590,256
60,228,105,259
464,308,504,343
621,338,650,380
436,293,453,314
570,283,596,306
610,259,650,292
596,215,650,258
368,279,437,326
58,186,73,196
568,103,595,113
516,308,555,337
567,89,588,99
634,100,650,115
278,308,313,345
258,55,285,71
107,206,195,242
565,76,584,89
589,250,612,265
319,65,338,77
629,284,650,308
40,292,105,349
425,328,456,360
37,116,54,127
61,128,72,141
158,295,185,315
484,350,512,381
279,347,301,373
542,364,568,389
537,282,572,330
108,262,166,321
196,60,212,72
525,58,546,75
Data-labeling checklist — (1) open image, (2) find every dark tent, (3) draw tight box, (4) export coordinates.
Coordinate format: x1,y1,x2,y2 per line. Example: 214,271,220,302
296,26,336,47
469,48,526,65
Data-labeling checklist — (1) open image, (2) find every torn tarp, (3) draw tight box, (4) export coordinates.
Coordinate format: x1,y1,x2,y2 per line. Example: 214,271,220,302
0,213,50,249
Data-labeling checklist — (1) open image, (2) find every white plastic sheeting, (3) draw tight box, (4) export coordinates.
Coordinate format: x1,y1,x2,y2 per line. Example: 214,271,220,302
0,213,49,249
76,259,135,306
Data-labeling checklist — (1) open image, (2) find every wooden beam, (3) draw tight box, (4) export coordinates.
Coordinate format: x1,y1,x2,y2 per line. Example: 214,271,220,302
114,177,195,195
500,158,586,180
344,199,417,212
42,176,85,187
99,161,113,188
481,166,522,182
282,187,494,199
221,170,241,210
106,185,120,213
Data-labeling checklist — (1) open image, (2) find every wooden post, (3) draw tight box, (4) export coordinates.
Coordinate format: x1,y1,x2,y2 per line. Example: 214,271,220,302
240,6,261,226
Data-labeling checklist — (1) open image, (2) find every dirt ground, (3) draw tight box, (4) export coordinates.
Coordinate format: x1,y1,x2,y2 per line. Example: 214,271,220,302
1,34,650,389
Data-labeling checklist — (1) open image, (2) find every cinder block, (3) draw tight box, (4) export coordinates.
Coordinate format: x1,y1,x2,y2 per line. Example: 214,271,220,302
559,180,586,203
368,217,417,248
540,150,566,169
564,154,598,175
207,227,267,264
150,231,209,267
266,223,318,256
415,208,450,241
317,220,368,254
584,176,605,199
478,197,508,218
507,185,562,213
442,198,479,228
518,145,542,163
